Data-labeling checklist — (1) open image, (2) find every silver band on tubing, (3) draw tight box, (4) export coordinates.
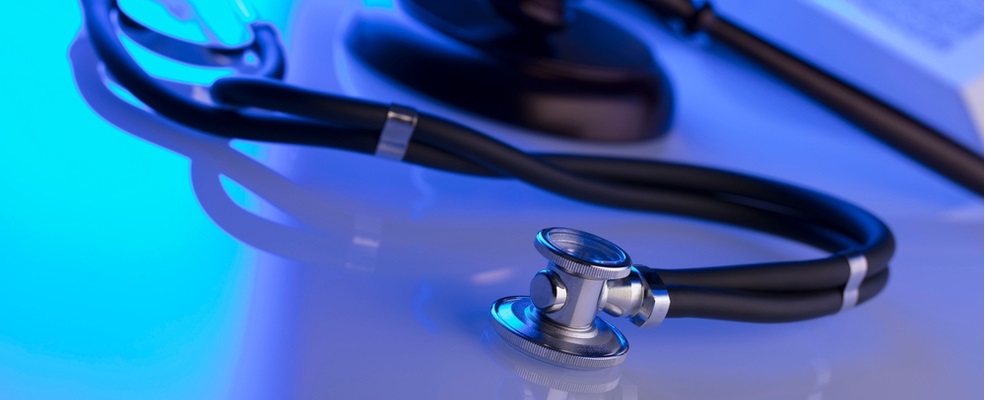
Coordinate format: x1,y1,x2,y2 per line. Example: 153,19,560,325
840,252,868,312
375,104,418,160
649,281,671,328
637,270,670,328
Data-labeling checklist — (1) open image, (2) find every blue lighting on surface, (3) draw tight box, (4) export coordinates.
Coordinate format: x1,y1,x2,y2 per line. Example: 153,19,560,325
220,173,267,214
0,1,297,398
120,33,235,85
5,0,980,398
119,0,254,46
120,0,210,43
103,74,149,108
363,0,395,9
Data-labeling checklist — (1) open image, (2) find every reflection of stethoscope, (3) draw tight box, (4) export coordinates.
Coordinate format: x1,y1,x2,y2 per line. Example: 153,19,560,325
81,0,894,368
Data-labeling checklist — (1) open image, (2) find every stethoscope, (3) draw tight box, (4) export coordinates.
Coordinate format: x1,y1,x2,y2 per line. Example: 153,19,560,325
81,0,894,369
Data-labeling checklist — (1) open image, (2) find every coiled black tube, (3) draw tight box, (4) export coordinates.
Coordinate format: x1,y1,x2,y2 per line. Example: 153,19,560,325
81,0,895,322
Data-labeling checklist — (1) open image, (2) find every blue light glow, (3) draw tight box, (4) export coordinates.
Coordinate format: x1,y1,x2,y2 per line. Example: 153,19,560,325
232,0,257,20
119,0,209,43
363,0,395,9
0,1,297,398
120,32,235,85
103,72,149,108
119,0,253,45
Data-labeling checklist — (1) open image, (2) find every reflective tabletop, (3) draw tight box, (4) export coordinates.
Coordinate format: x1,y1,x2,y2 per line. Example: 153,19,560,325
1,1,981,399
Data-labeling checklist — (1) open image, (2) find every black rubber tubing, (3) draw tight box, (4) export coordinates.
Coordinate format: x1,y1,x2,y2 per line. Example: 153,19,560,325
702,13,984,196
84,0,384,153
82,0,894,321
663,268,889,322
637,0,983,195
210,77,894,290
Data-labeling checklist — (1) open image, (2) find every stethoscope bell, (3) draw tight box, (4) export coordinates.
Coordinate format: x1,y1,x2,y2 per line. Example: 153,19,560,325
490,228,666,369
489,296,630,369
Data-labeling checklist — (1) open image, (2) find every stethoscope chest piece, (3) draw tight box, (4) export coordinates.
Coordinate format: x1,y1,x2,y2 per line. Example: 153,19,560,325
490,227,656,369
490,296,629,369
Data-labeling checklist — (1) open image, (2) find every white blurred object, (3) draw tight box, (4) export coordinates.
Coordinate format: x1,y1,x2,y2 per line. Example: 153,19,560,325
713,0,984,154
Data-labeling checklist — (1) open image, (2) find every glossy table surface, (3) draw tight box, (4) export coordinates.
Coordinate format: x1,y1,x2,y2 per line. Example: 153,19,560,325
1,1,981,399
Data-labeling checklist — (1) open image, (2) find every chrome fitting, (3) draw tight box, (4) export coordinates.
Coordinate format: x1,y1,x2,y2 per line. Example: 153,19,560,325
490,228,671,369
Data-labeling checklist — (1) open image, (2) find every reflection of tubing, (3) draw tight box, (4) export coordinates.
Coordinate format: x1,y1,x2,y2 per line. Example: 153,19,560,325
72,29,497,272
81,0,895,323
70,32,357,266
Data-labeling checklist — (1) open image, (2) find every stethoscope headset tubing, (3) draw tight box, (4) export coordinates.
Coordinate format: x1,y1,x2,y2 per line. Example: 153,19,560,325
81,0,893,322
